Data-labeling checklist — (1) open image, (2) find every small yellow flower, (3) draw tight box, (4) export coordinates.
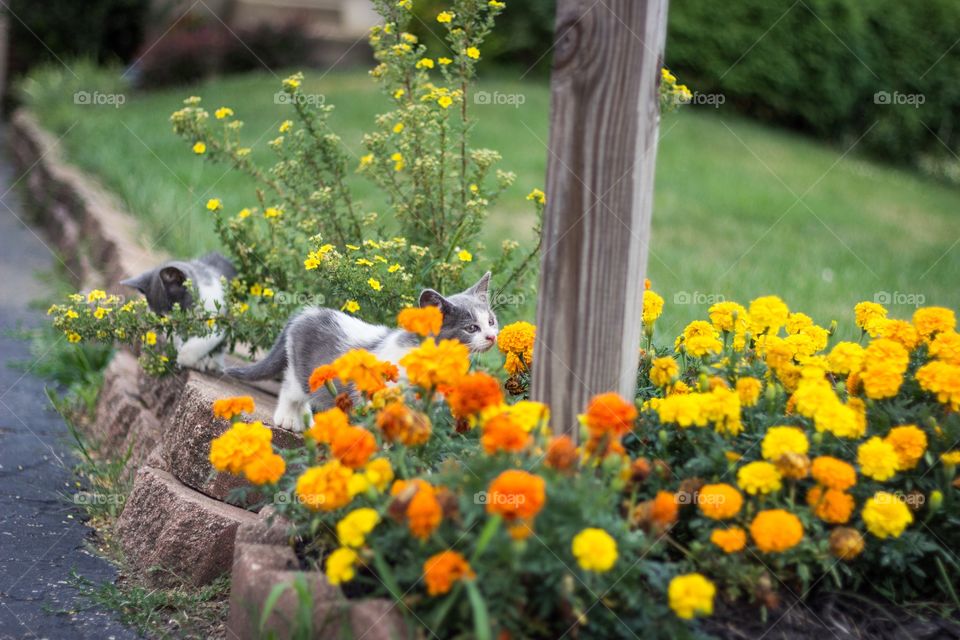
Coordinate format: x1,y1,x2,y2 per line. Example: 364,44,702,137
237,208,251,219
279,120,293,133
214,107,233,119
393,88,406,99
391,152,405,171
192,141,206,154
416,58,435,69
489,0,506,7
393,122,404,133
143,331,158,346
263,288,274,298
359,154,375,169
368,278,382,292
206,198,222,212
438,95,453,109
66,332,82,343
342,300,360,313
526,188,546,205
437,11,455,23
438,57,453,65
250,283,263,296
388,263,402,273
87,289,107,303
264,206,282,218
465,47,480,59
283,75,301,90
457,249,473,262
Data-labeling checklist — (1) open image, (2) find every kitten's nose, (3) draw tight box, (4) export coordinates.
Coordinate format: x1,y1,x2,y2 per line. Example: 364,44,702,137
484,335,496,344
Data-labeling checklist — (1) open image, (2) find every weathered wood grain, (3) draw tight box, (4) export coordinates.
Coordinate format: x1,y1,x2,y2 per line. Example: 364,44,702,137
531,0,669,436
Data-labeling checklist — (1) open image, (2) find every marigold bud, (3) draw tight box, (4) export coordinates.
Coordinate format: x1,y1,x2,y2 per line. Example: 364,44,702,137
829,527,864,560
775,452,810,480
929,490,943,513
335,392,354,414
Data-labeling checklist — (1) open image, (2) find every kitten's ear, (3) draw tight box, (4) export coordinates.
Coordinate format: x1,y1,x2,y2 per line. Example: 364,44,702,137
465,271,492,299
159,265,187,291
419,289,449,311
120,270,153,294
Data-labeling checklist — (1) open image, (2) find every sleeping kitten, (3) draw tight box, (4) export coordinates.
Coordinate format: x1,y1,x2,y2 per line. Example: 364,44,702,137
226,272,498,431
121,252,236,371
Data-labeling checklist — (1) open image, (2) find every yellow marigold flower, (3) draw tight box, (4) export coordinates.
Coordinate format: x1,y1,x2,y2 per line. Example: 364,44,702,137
296,461,354,511
811,456,856,491
761,426,809,461
465,46,480,59
337,508,380,548
679,320,722,358
571,528,618,572
400,338,470,389
192,141,206,154
916,360,960,410
942,451,960,465
437,10,455,22
884,425,927,471
862,492,913,539
876,318,920,352
206,198,222,212
708,301,748,333
331,349,398,395
368,278,382,291
749,295,789,335
398,306,443,337
416,58,435,69
750,509,803,552
244,453,285,485
710,527,746,553
737,461,782,495
913,307,956,341
143,331,158,346
857,436,899,481
656,393,707,428
325,547,358,585
860,338,909,399
342,300,360,313
668,573,715,620
214,106,233,119
785,312,813,334
649,356,679,387
423,551,475,596
456,248,472,262
209,421,273,475
497,321,535,374
828,341,865,375
806,486,854,524
854,301,887,336
736,377,762,407
829,527,865,560
641,289,664,328
212,396,255,420
697,483,743,520
364,457,394,492
929,330,960,365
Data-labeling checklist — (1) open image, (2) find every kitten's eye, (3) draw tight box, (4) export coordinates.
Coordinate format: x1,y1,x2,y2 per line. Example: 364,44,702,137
466,324,480,334
488,316,496,326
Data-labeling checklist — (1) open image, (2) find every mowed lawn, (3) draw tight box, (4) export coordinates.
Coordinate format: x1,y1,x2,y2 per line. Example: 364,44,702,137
28,68,960,338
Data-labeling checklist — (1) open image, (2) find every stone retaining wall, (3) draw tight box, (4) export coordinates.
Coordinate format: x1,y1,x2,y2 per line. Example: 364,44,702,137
9,109,403,638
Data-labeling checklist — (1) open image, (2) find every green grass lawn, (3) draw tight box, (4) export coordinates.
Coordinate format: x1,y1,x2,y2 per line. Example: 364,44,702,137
25,68,960,339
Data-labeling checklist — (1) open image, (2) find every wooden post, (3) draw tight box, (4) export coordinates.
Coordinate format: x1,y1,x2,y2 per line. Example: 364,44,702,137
532,0,669,436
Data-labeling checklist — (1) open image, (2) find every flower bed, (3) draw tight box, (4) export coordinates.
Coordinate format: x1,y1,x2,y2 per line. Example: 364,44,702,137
207,296,960,638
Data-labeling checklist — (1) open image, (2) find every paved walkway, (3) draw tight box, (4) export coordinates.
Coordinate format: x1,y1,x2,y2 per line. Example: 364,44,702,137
0,131,138,639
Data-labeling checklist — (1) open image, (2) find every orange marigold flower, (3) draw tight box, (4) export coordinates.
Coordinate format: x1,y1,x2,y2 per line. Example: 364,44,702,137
400,338,470,389
407,482,443,540
423,550,475,596
209,421,273,475
398,306,443,337
481,412,530,455
309,365,338,392
750,509,803,553
582,392,637,440
810,456,857,491
876,319,920,352
497,322,535,375
212,395,255,420
860,338,909,400
650,490,679,527
375,402,432,446
884,425,927,471
916,360,960,410
710,527,747,553
697,483,743,520
306,407,350,444
929,330,960,365
913,307,956,341
244,452,286,485
295,461,354,511
546,435,578,471
331,426,378,468
806,486,854,524
486,469,546,521
446,372,503,418
332,349,399,395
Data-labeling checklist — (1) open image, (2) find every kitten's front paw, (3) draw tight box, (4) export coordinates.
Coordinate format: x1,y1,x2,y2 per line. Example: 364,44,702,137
273,406,309,433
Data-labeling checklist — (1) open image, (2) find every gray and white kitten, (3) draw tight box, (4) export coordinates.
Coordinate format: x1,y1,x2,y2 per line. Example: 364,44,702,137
121,252,236,371
226,272,498,432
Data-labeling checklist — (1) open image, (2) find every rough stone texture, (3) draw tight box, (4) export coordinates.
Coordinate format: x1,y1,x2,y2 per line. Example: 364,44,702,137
163,371,301,502
91,349,164,474
116,466,258,587
226,541,405,640
235,506,294,546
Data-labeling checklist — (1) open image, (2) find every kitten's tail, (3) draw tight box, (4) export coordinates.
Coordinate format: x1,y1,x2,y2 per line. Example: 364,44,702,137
225,327,288,381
